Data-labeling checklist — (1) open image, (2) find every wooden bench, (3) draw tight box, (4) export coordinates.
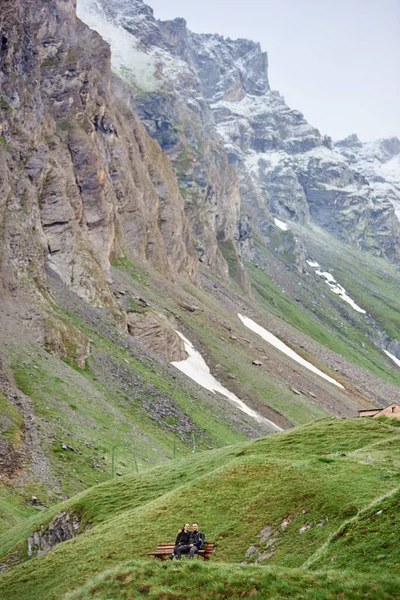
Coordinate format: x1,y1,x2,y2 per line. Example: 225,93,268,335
148,542,215,561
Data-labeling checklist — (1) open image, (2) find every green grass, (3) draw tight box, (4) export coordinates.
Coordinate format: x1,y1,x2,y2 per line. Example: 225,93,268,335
0,391,23,444
331,250,400,342
0,96,11,110
41,60,61,68
218,240,245,289
56,120,75,132
65,560,400,600
0,484,37,537
246,257,400,386
310,487,400,572
0,419,399,600
110,257,149,284
6,296,248,503
291,224,400,370
376,415,400,428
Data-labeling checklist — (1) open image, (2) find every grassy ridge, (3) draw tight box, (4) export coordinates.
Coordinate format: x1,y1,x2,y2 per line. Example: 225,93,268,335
310,487,400,572
65,560,400,600
0,419,399,600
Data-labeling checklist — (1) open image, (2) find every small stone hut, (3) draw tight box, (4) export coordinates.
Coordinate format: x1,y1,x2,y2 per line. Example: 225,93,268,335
359,403,400,420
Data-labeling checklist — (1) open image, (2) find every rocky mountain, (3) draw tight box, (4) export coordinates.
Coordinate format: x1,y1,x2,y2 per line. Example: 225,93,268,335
0,0,399,541
0,0,198,308
335,135,400,220
77,0,249,285
78,0,400,262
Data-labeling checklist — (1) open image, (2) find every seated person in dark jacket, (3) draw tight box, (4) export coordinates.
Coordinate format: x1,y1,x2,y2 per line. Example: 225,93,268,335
187,522,205,559
170,523,190,560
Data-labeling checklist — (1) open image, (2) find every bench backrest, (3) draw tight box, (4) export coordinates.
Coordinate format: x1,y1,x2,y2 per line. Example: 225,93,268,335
155,542,215,551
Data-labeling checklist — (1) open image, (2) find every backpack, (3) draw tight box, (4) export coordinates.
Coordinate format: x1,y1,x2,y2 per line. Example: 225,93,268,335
197,532,205,549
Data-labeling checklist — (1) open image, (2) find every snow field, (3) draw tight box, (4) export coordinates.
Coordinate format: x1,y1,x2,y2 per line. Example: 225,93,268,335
238,314,345,389
171,332,282,431
384,351,400,369
306,261,367,314
274,218,289,231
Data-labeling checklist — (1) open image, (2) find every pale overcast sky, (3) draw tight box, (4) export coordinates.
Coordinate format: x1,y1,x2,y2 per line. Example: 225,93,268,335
148,0,399,142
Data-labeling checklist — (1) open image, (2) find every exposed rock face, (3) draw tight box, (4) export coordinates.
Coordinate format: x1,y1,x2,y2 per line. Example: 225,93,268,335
44,314,91,369
335,135,400,221
77,0,400,262
27,511,89,558
0,0,198,306
127,311,187,362
77,0,247,282
191,38,400,261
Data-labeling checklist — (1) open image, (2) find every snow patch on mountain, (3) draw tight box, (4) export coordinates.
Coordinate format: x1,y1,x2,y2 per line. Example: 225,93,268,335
335,136,400,220
77,0,161,91
274,218,289,231
77,0,193,91
172,332,282,431
238,315,344,389
384,351,400,369
307,261,367,314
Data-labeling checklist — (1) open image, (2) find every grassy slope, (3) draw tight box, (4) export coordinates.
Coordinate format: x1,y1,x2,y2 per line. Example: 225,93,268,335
311,228,400,342
309,453,400,573
115,260,351,426
0,392,34,534
0,485,36,537
2,227,399,542
0,391,23,447
297,226,400,371
3,297,249,506
65,561,400,600
0,419,399,600
250,237,400,387
175,287,330,425
0,248,343,536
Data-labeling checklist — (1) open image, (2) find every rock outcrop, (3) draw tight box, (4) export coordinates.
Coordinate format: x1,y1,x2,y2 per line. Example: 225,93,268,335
28,511,89,558
0,0,198,306
127,310,187,362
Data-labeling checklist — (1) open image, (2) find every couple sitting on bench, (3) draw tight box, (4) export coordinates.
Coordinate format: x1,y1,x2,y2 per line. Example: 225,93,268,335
170,522,205,560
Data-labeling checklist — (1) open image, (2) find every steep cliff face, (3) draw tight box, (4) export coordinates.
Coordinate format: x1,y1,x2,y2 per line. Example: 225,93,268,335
187,35,400,261
0,0,197,305
77,0,249,281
